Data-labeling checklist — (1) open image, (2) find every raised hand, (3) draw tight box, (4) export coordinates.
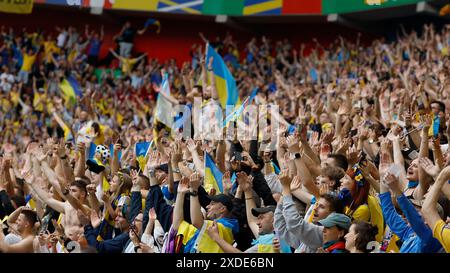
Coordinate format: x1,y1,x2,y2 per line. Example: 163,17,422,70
130,169,140,186
148,151,159,169
207,57,214,71
189,172,202,191
278,169,292,188
149,207,157,221
171,140,183,165
206,221,220,241
273,237,281,253
86,184,97,195
382,172,402,194
420,114,432,129
418,157,440,179
241,151,256,169
321,130,335,145
236,171,252,192
286,135,300,154
278,123,287,137
186,138,198,153
33,148,49,162
222,171,232,193
319,144,331,162
114,143,122,152
290,176,302,192
77,142,86,153
178,176,190,194
22,170,34,185
101,191,111,203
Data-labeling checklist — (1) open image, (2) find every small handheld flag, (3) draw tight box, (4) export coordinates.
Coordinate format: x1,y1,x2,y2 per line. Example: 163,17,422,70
144,18,161,34
135,142,151,171
204,153,223,194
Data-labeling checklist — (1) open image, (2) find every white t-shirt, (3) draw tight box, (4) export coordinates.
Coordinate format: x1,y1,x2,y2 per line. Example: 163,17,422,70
57,31,68,48
0,72,14,92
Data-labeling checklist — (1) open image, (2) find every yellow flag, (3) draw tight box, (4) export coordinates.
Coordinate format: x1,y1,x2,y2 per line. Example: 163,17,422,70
0,0,33,14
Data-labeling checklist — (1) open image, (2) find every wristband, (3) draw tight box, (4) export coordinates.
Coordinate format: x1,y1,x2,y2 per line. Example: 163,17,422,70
189,190,198,196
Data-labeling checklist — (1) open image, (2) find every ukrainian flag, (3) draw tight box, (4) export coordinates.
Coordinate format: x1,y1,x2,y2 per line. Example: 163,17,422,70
428,114,440,137
59,76,82,106
204,152,223,194
88,142,97,160
223,87,258,128
144,18,161,34
205,43,239,109
136,142,151,171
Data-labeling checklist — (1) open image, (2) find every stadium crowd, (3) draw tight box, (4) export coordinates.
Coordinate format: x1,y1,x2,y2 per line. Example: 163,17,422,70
0,21,449,253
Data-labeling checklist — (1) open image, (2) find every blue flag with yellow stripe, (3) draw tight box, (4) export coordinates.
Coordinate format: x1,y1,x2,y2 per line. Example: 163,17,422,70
136,142,151,171
223,87,258,128
205,43,238,109
144,18,161,34
204,152,223,194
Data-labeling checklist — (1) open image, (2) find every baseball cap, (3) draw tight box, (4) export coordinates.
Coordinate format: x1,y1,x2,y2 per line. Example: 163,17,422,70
318,213,351,230
251,205,276,217
209,194,234,212
86,158,105,174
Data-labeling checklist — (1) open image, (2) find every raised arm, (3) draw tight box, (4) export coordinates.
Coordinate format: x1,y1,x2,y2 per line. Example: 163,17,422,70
186,139,204,176
237,172,258,238
189,173,204,230
207,57,219,101
206,220,242,253
415,115,432,200
109,48,121,60
0,226,34,253
422,166,450,233
74,142,87,178
110,143,121,175
172,176,189,230
23,172,65,214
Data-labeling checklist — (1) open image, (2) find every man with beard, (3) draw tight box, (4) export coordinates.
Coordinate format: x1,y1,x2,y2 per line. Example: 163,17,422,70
172,174,239,253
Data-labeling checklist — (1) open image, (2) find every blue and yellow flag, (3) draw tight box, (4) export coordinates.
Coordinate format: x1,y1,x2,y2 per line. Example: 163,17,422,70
144,18,161,34
205,43,239,109
59,76,82,106
251,233,291,253
135,142,151,171
88,142,97,160
204,152,223,194
223,87,258,128
428,114,440,137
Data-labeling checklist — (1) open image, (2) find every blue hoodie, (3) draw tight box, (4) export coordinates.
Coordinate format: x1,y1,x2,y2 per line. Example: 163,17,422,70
380,192,443,253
